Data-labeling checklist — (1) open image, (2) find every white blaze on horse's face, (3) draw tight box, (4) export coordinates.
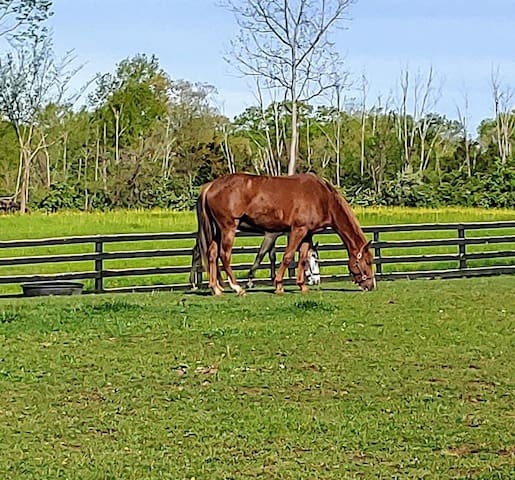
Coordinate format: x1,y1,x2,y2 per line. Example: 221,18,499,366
305,249,320,285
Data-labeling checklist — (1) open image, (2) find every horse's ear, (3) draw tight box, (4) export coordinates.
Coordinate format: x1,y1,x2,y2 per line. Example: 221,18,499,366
364,240,372,251
314,241,319,250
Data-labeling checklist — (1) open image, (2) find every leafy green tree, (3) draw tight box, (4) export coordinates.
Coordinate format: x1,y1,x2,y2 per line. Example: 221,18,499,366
85,54,224,209
89,54,171,156
0,119,18,194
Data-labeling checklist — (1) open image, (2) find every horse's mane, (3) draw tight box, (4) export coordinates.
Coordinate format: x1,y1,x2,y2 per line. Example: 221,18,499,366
318,177,366,242
318,177,350,211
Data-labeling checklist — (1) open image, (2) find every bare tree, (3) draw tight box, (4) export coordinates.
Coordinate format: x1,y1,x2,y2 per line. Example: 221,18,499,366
313,81,347,185
0,0,52,40
220,122,236,174
255,79,279,174
0,34,78,211
359,74,368,177
329,80,347,186
455,90,472,176
491,69,515,165
222,0,354,175
396,66,442,174
368,98,396,196
252,80,287,175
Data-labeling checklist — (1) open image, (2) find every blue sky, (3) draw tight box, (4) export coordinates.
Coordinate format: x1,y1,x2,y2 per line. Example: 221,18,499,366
49,0,515,132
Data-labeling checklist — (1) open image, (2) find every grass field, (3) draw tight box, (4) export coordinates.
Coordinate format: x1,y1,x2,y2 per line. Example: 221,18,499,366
1,207,514,295
2,207,515,240
0,276,514,478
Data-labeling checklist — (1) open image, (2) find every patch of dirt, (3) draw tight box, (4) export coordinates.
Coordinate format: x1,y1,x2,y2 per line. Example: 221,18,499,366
350,452,373,464
443,445,483,457
427,377,446,384
445,445,514,460
194,365,218,376
79,388,106,403
463,395,487,404
299,363,322,372
468,379,498,388
237,386,272,397
497,446,515,457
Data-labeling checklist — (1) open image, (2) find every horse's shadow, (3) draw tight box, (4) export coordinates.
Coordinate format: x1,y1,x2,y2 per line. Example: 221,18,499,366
185,285,360,295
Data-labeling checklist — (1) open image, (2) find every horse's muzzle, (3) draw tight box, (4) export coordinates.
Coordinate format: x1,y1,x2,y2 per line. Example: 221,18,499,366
359,276,376,292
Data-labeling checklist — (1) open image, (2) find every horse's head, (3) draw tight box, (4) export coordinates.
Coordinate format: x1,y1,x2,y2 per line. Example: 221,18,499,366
348,240,376,291
305,242,320,286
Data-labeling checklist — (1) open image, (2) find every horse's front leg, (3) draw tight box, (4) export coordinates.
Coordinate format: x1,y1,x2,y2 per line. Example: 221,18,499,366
274,228,308,294
220,226,245,296
296,241,311,294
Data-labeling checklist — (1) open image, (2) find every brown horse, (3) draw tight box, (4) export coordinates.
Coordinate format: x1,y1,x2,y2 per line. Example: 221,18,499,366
190,194,320,289
197,173,375,295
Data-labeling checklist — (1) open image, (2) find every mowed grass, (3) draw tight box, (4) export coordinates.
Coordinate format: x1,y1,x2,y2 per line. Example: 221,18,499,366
0,277,514,478
0,207,514,294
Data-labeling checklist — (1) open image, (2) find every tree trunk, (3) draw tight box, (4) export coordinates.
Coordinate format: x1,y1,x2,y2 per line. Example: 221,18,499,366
287,100,298,176
19,149,30,213
336,118,341,187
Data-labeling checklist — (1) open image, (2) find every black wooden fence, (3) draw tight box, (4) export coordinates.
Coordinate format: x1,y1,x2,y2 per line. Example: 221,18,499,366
1,221,514,296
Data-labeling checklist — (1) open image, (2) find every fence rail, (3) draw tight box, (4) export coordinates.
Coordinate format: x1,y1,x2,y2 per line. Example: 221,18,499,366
1,221,514,296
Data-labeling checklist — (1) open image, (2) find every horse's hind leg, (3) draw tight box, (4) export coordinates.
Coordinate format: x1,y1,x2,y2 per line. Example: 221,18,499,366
220,226,245,296
208,241,223,296
247,232,279,288
269,243,277,283
192,236,223,292
216,264,224,292
274,227,308,294
247,236,269,288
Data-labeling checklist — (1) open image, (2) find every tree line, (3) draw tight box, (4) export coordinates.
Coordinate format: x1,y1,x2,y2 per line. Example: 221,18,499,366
0,1,514,213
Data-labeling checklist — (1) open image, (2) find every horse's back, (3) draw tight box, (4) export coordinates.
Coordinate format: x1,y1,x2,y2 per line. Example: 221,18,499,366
208,173,326,198
207,173,327,206
204,173,333,231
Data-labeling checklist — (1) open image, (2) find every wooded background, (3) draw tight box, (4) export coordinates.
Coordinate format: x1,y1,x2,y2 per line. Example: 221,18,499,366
1,1,514,213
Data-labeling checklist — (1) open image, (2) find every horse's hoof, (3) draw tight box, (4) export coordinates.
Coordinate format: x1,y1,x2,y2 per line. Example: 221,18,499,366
300,286,309,294
237,289,246,297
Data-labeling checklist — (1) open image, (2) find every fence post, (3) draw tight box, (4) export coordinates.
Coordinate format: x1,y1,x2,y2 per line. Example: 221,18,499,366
288,265,296,279
458,226,467,271
95,239,104,293
195,269,203,289
373,230,382,276
288,253,296,279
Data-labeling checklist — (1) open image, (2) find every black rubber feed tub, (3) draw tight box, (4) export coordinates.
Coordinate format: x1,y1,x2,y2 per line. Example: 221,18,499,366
22,281,84,297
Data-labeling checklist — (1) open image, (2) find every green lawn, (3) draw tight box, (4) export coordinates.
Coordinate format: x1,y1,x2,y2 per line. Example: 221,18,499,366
0,276,514,478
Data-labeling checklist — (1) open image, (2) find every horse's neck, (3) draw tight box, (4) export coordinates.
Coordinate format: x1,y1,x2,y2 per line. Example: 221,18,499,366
330,199,366,254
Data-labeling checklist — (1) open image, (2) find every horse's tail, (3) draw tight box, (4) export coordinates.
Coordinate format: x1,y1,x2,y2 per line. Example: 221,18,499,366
197,182,216,273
